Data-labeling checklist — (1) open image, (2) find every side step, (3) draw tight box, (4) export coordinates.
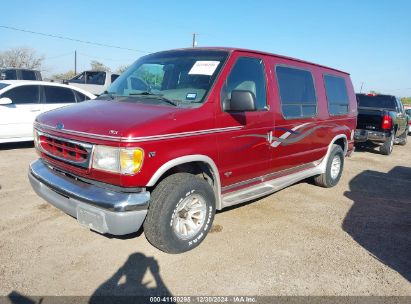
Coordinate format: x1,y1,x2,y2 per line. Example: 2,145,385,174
221,165,323,208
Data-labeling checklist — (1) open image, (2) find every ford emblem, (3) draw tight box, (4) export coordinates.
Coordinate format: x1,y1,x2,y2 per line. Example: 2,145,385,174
56,122,64,130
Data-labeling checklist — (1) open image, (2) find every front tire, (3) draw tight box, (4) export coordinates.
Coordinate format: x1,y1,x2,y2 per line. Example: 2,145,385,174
314,144,344,188
144,173,216,254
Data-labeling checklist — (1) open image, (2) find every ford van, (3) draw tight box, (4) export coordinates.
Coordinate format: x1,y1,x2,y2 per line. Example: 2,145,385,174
29,48,357,253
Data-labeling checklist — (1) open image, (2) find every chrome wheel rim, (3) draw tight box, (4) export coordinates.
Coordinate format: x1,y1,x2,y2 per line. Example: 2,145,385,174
389,136,394,152
172,194,207,240
330,155,341,180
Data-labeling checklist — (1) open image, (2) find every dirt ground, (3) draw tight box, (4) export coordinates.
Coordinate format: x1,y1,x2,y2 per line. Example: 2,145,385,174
0,141,410,298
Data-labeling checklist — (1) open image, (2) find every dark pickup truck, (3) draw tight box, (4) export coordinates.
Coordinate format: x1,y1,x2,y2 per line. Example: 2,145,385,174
355,93,408,155
0,68,42,81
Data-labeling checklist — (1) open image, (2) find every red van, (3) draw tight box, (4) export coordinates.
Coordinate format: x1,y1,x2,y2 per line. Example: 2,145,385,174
29,48,357,253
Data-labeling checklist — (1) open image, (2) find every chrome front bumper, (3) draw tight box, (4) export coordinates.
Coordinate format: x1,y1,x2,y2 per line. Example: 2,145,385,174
28,159,150,235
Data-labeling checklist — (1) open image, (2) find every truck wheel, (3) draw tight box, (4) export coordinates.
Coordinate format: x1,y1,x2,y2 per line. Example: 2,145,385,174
314,144,344,188
380,134,394,155
398,129,408,146
144,173,216,254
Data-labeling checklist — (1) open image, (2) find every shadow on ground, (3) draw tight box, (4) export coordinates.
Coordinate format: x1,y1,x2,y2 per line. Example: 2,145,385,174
0,141,34,150
7,253,173,303
342,166,411,282
354,142,383,154
89,252,173,300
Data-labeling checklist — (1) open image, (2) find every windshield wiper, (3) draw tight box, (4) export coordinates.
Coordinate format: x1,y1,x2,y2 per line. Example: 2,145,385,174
129,92,178,106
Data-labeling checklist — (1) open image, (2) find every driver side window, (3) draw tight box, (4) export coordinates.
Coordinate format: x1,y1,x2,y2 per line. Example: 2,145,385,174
221,56,267,111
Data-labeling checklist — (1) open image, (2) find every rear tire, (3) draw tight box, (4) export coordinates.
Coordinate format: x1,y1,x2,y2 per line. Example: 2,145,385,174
314,144,344,188
380,133,394,155
144,173,216,254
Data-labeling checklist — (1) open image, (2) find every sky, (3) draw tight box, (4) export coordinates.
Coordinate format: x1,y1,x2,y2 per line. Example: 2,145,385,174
1,0,410,96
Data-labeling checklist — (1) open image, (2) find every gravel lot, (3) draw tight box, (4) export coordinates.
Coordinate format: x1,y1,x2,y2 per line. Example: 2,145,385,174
0,141,410,297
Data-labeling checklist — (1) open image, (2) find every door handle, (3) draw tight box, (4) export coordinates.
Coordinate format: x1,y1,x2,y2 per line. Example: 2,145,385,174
30,109,41,112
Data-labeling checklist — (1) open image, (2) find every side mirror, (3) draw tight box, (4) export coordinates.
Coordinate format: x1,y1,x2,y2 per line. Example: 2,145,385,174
228,90,256,112
0,97,12,105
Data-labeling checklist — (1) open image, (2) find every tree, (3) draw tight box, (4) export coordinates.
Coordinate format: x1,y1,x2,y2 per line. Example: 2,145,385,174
90,60,111,72
0,47,44,69
116,64,129,74
401,97,411,105
52,70,76,81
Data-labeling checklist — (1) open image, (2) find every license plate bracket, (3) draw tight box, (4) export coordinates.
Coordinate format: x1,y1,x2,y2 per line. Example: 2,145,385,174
77,206,108,234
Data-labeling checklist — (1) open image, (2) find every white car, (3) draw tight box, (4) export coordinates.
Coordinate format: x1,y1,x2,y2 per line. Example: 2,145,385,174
0,80,96,143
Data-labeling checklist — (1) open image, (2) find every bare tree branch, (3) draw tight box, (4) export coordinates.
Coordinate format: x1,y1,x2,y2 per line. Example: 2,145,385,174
0,47,44,69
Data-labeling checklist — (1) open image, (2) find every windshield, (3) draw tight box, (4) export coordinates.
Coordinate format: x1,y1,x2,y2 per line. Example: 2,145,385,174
106,50,228,107
356,94,397,110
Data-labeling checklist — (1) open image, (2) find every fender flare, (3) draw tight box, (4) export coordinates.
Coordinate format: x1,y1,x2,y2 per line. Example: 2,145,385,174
146,155,223,210
318,134,348,172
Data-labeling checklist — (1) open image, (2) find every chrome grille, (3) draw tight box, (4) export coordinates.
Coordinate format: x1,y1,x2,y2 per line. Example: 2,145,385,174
38,132,93,169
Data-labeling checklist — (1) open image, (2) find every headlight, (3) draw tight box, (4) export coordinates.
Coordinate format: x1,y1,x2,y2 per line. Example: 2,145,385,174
92,145,144,175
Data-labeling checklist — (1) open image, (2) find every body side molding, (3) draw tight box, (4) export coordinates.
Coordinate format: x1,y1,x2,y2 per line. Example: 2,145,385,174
221,134,348,208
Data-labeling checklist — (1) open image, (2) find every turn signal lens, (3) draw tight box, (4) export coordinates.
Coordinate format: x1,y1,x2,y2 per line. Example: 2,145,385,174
120,148,144,174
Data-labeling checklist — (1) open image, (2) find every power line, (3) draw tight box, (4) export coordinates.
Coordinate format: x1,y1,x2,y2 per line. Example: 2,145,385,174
0,25,150,53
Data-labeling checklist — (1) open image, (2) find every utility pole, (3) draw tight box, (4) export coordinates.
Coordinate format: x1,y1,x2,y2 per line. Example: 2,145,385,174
360,82,364,93
74,50,77,74
192,33,197,48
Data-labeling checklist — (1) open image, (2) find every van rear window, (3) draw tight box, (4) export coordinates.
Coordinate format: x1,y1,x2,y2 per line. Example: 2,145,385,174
356,95,396,110
324,75,349,115
276,66,317,119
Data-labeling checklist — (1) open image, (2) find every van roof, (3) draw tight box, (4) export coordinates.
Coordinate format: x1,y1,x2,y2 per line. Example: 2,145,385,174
162,47,349,75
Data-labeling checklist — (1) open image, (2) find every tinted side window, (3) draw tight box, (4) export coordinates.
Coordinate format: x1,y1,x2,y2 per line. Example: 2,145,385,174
21,70,37,80
70,72,86,83
222,57,267,110
324,75,349,115
74,90,90,102
111,74,119,83
1,85,40,104
3,70,17,80
276,66,317,118
87,72,106,85
44,86,76,103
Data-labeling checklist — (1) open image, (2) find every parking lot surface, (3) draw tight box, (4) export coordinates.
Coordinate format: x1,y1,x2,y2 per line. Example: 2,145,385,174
0,142,410,297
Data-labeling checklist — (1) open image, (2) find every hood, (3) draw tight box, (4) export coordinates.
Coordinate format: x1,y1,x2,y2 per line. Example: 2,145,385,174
36,99,185,140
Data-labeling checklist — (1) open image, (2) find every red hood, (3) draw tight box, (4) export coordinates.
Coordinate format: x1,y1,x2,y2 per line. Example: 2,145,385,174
36,99,185,138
